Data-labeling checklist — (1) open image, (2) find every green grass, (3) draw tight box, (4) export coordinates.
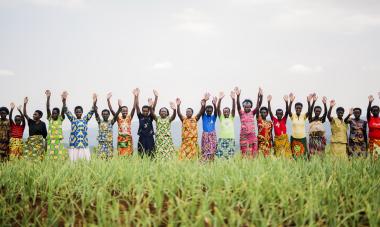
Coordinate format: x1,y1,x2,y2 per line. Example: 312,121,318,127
1,154,380,226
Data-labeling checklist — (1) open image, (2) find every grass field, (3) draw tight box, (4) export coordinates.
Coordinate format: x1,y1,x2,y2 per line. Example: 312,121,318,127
1,155,380,226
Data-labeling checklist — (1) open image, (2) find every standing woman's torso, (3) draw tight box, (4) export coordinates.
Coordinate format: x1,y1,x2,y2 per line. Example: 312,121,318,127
182,117,198,138
368,116,380,139
240,110,256,135
291,114,306,139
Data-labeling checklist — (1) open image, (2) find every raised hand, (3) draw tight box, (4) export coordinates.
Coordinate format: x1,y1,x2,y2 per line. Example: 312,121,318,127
313,93,318,101
24,97,28,104
259,87,263,95
176,98,181,106
307,94,313,102
118,99,122,107
201,99,206,106
322,96,327,104
369,95,374,102
133,88,140,97
219,92,225,100
212,96,218,105
17,105,22,111
283,95,289,102
148,98,154,107
153,89,159,97
107,92,112,100
230,91,236,99
61,91,68,100
45,90,51,97
10,102,15,109
204,92,211,101
170,102,176,110
349,108,353,115
234,87,241,96
330,100,336,107
289,93,295,102
93,93,98,103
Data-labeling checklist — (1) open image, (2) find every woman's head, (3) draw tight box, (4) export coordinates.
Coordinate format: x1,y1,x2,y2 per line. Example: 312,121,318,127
33,110,43,121
74,106,83,119
159,107,169,118
121,106,128,117
314,106,322,117
102,109,110,121
371,105,380,117
295,103,303,115
141,105,150,117
353,108,362,119
336,107,345,119
223,107,231,118
260,107,268,119
205,105,213,116
242,99,253,113
186,108,194,118
0,107,9,120
14,115,22,125
51,107,60,120
276,109,284,119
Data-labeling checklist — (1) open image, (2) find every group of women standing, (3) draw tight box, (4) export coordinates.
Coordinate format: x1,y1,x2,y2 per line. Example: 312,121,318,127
0,89,379,162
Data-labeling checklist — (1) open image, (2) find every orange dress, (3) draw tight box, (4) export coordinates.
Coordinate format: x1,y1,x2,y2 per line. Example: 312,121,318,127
179,117,199,160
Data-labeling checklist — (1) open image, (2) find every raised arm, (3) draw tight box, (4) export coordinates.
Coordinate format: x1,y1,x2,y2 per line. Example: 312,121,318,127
217,92,224,118
17,105,25,126
327,100,335,122
212,96,218,117
308,94,316,122
23,97,31,120
45,90,52,120
61,91,67,119
94,105,101,124
255,87,263,117
195,99,206,121
367,95,374,121
148,98,157,121
267,95,274,119
306,94,313,120
288,93,295,118
134,88,141,116
9,103,15,124
107,92,116,117
231,91,236,118
321,96,328,123
153,90,159,112
111,100,122,125
169,102,177,122
130,89,137,119
344,108,353,124
176,98,184,122
235,87,242,115
283,95,289,119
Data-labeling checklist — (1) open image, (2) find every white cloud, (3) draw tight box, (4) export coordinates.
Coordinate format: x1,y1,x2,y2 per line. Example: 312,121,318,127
288,64,323,74
0,69,15,77
153,61,173,70
174,8,216,35
28,0,84,8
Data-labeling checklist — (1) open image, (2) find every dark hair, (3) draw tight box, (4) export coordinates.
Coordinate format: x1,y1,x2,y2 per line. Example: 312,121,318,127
336,107,345,112
187,108,194,113
0,107,9,115
242,99,253,106
295,102,303,108
160,107,169,113
276,108,283,113
121,106,128,109
371,105,379,111
14,115,22,119
223,107,231,111
314,106,322,111
35,110,43,117
142,105,150,110
52,107,60,114
75,106,83,112
102,109,110,114
353,108,362,113
205,105,213,110
260,107,268,112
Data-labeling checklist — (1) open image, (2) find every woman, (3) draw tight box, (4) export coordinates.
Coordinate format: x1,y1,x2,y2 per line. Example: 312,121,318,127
63,93,97,161
288,93,312,159
201,94,218,161
107,91,137,156
257,97,273,157
23,97,48,160
177,96,207,160
236,87,262,157
347,108,367,157
268,95,292,157
0,106,10,161
216,91,236,159
367,94,380,159
9,103,25,159
308,95,328,157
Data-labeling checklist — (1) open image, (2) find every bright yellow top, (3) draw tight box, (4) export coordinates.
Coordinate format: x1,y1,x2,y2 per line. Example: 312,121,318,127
330,118,348,144
291,114,307,139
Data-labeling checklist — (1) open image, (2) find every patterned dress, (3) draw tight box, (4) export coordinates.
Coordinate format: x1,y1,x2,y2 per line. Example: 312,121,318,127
239,110,258,157
0,119,10,161
117,114,133,156
290,114,308,159
257,116,273,157
330,118,348,159
348,119,367,157
272,116,291,158
179,117,199,160
9,123,25,159
46,116,66,160
201,114,217,161
24,119,47,161
137,113,155,157
216,115,235,159
155,117,175,159
308,120,327,156
97,120,114,158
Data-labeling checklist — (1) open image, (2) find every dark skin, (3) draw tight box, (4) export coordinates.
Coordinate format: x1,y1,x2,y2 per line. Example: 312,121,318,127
217,91,236,118
135,89,158,117
327,100,351,122
62,92,97,119
0,110,7,121
308,95,328,123
9,103,25,126
151,102,177,122
176,98,207,122
255,93,264,119
268,95,290,121
347,109,368,146
235,87,262,116
288,93,311,119
95,108,122,125
23,97,42,122
367,95,380,121
107,91,137,119
46,90,65,121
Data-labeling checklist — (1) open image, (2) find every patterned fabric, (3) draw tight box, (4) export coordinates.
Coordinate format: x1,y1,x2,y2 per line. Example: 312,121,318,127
201,131,217,161
0,119,10,160
272,116,287,136
348,119,367,157
66,110,94,149
330,143,348,159
330,118,348,144
308,121,326,156
155,117,175,159
216,138,235,158
274,134,292,158
369,138,380,159
219,115,235,139
179,117,198,160
257,117,273,157
202,114,217,132
117,114,133,156
290,136,308,158
239,110,258,157
137,113,155,157
9,137,23,158
97,120,114,158
24,135,45,160
47,116,66,160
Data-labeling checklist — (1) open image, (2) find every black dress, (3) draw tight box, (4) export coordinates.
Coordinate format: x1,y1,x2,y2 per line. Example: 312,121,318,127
137,113,155,157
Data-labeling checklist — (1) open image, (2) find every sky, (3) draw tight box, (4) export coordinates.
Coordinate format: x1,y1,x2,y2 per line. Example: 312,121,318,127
1,0,380,132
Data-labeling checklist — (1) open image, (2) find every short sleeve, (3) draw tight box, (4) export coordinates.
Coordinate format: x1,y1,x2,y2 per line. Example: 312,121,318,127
84,110,94,122
66,111,74,122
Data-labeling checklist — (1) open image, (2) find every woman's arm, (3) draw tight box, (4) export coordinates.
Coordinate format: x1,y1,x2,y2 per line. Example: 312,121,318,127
107,92,116,117
169,102,177,122
23,97,31,121
153,90,159,112
9,103,15,125
344,108,353,124
367,95,374,121
217,92,224,118
212,96,218,117
195,99,206,121
327,100,335,122
267,95,274,119
231,91,236,118
176,98,184,122
321,96,328,123
148,98,157,121
45,90,51,120
17,105,25,126
288,93,295,118
134,88,141,116
235,87,242,115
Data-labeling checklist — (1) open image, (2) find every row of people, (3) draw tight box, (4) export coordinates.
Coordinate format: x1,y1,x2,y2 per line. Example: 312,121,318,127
0,89,379,161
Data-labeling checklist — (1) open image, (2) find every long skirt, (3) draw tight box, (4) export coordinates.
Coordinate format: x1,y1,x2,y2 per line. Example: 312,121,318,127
216,138,235,158
138,135,155,158
369,138,380,159
9,137,23,159
97,141,113,159
330,143,348,159
273,134,292,158
68,148,91,161
240,133,258,157
290,137,308,159
24,135,45,160
46,138,66,160
117,134,133,156
348,137,367,157
309,133,326,156
201,131,217,161
155,135,175,159
179,137,198,160
258,136,272,157
0,138,9,161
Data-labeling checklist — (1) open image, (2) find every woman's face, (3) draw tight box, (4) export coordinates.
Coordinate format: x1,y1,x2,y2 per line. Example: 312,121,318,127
260,109,268,119
314,107,321,117
223,108,230,118
121,107,128,117
295,105,302,115
75,108,83,119
186,108,193,118
159,108,168,118
243,102,252,113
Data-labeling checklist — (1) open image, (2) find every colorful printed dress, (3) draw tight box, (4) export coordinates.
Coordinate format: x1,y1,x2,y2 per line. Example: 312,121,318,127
239,110,258,157
66,110,94,161
330,117,348,159
308,120,327,156
368,116,380,159
216,115,235,158
179,117,198,160
97,120,114,158
24,119,47,160
257,116,273,157
201,114,217,161
271,116,291,157
290,114,308,158
0,119,10,161
9,122,25,159
46,116,66,160
155,117,175,159
137,113,155,157
348,119,367,157
117,114,133,156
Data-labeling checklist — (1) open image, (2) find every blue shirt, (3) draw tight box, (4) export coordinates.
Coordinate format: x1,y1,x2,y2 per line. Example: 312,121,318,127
202,114,217,132
66,110,94,149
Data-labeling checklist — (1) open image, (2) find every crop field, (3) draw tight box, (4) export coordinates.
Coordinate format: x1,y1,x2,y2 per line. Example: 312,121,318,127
1,154,379,226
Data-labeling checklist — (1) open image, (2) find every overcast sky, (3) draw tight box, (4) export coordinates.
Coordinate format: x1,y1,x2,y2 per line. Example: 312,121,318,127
1,0,380,130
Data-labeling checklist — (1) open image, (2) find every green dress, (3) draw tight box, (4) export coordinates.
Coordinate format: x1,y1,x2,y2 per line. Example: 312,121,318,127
155,117,175,159
47,116,66,160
